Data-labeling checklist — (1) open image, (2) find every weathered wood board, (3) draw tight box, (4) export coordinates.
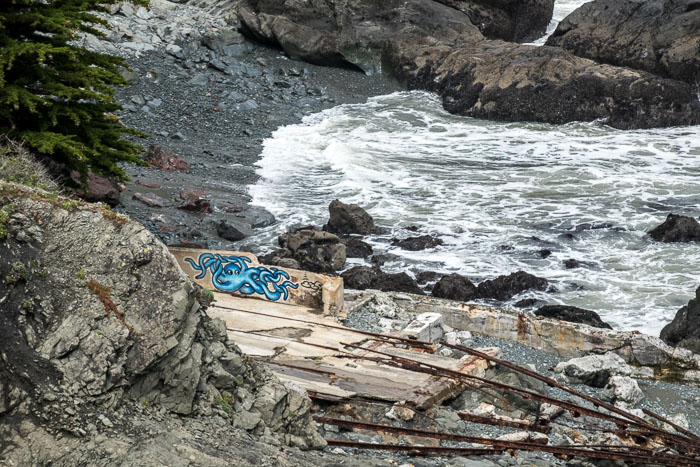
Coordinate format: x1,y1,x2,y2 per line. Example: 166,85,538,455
208,293,499,409
170,247,343,314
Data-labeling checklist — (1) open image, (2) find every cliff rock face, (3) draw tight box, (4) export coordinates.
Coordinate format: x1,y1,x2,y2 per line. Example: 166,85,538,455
234,0,700,129
0,183,323,465
546,0,700,86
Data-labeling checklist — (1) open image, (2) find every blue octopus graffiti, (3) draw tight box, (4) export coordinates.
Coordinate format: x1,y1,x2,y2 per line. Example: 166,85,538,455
184,253,299,301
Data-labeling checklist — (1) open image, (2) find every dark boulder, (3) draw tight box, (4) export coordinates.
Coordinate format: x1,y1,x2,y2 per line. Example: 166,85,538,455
477,271,548,300
342,238,374,258
546,0,700,85
179,189,206,202
341,266,424,295
432,273,478,301
216,221,247,242
535,305,612,330
416,271,442,284
391,235,444,251
278,229,346,273
660,286,700,354
514,298,547,308
370,254,397,267
132,192,168,208
649,213,700,242
68,171,122,207
563,259,580,269
324,200,376,235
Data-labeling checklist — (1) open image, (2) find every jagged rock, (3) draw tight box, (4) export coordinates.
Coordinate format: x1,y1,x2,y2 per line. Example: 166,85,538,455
391,235,443,251
179,189,207,202
649,213,700,243
434,0,554,42
324,200,376,235
342,238,373,258
661,285,700,354
177,199,213,213
341,266,424,295
535,305,612,330
554,352,633,387
416,271,441,284
390,40,700,130
278,229,346,273
546,0,700,85
606,375,644,407
144,145,190,171
0,183,325,464
236,0,700,129
477,271,548,301
432,273,478,301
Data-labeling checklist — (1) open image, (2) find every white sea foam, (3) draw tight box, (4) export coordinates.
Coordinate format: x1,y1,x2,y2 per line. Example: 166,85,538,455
249,91,700,336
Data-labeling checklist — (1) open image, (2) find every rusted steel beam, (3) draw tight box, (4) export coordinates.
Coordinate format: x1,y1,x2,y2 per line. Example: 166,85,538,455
325,440,504,456
457,412,550,434
341,342,698,449
316,417,699,466
642,408,700,441
443,343,666,433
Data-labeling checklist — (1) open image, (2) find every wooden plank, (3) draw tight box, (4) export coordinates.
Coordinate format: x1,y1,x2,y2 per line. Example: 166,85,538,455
169,247,343,313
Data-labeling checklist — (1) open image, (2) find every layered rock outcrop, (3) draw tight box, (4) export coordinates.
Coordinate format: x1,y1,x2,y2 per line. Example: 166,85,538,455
546,0,700,86
0,183,323,464
234,0,700,129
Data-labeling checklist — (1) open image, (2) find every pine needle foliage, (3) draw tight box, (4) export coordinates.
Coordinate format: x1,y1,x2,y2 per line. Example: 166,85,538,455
0,0,148,182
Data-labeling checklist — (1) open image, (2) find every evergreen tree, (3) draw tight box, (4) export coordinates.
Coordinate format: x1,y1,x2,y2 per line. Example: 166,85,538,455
0,0,147,182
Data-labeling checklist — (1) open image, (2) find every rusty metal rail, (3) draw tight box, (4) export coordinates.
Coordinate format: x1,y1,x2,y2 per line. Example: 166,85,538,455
316,417,700,466
342,342,699,451
326,440,505,456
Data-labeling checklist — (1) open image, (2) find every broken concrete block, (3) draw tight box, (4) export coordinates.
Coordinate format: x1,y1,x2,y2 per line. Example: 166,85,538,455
444,330,473,346
400,312,444,342
385,404,415,421
554,352,632,387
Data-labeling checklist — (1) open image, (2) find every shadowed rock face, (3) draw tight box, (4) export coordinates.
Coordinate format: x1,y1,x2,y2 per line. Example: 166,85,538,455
649,213,700,243
535,305,612,330
661,286,700,354
235,0,700,129
341,266,424,295
546,0,700,86
0,183,324,464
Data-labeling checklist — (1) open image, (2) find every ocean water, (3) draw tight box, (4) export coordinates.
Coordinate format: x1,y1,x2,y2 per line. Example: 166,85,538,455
248,1,700,336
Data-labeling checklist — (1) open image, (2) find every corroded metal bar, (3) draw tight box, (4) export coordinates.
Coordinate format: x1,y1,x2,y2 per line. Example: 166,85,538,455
642,408,700,441
325,440,504,456
317,417,699,465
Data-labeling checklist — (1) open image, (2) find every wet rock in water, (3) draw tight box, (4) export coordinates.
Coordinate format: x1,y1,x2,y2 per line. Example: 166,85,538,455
370,254,397,267
133,192,168,208
563,258,580,269
278,229,346,273
432,273,478,301
179,189,206,202
177,199,212,214
135,179,161,189
68,171,122,206
216,220,247,241
341,266,424,295
477,271,548,301
342,238,373,258
144,145,190,171
660,285,700,354
535,305,612,329
324,199,375,235
538,249,552,258
416,271,441,284
514,298,547,308
648,213,700,243
546,0,700,85
391,235,443,251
